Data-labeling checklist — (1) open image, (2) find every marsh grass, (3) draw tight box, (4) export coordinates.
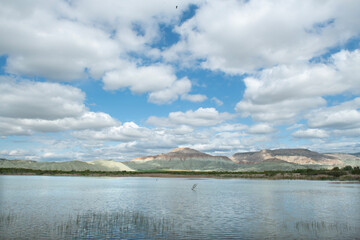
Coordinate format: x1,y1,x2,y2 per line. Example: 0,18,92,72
1,211,179,239
0,212,17,227
1,211,359,239
292,220,356,237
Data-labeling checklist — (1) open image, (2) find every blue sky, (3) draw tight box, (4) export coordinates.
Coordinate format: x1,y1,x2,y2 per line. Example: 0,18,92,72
1,0,360,161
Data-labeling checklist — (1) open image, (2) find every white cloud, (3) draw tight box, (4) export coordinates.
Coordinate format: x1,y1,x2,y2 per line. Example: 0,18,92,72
292,129,329,139
0,111,116,136
0,149,38,161
0,0,202,81
211,97,223,106
332,128,360,138
148,77,192,104
0,78,86,120
306,141,360,154
237,97,326,124
166,0,360,73
189,131,243,153
1,0,359,160
0,79,117,136
72,122,151,142
248,123,276,134
147,107,233,127
0,1,120,80
103,64,206,104
290,98,360,139
235,50,360,124
103,64,176,93
306,98,360,130
181,93,207,102
212,123,247,132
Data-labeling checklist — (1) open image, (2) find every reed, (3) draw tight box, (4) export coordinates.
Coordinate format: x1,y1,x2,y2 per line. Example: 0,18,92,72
1,211,178,239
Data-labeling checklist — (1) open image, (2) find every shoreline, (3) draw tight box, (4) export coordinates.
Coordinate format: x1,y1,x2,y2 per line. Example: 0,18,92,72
1,171,360,181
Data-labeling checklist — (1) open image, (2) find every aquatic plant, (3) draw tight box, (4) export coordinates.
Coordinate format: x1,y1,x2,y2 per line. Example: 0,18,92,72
1,211,180,239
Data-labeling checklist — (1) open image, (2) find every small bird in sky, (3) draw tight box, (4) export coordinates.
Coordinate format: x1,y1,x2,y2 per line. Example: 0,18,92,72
176,5,178,9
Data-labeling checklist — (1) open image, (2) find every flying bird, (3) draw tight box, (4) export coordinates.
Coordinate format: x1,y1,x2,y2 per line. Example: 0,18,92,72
176,5,178,9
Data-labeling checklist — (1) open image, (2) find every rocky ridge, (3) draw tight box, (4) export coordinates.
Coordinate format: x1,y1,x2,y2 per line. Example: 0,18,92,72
1,148,359,172
132,147,231,162
231,149,343,165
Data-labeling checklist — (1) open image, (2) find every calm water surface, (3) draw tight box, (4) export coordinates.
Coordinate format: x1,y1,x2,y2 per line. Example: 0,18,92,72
0,175,359,239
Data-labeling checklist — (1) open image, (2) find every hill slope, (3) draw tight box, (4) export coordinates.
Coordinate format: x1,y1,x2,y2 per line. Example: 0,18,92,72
1,148,359,172
125,148,238,171
123,148,308,171
231,149,343,165
0,159,134,171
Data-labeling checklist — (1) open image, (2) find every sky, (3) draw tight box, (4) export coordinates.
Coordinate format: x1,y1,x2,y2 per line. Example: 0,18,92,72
0,0,360,162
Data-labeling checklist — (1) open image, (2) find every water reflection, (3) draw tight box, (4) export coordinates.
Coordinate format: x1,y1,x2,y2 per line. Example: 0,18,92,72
0,176,359,239
2,210,358,239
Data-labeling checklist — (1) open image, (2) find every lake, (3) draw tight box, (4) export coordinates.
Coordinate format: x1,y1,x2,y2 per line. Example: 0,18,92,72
0,176,359,239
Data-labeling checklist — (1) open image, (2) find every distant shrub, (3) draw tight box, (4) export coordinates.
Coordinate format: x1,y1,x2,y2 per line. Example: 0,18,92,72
351,167,360,174
328,171,346,177
342,166,353,171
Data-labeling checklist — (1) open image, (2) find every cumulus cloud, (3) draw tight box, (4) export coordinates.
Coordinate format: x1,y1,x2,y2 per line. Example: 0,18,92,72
306,98,360,131
0,79,117,136
237,97,326,124
292,129,329,139
0,109,116,136
289,98,360,139
72,122,151,142
166,0,360,73
236,50,360,124
1,1,359,161
0,1,120,80
0,78,86,120
212,123,247,132
0,0,207,104
0,149,38,161
148,78,192,104
306,141,360,153
248,123,276,134
103,64,206,104
147,107,234,127
103,64,176,93
0,0,200,81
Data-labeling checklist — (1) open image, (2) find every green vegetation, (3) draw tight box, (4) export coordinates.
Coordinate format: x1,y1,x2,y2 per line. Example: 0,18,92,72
1,166,359,180
1,210,178,239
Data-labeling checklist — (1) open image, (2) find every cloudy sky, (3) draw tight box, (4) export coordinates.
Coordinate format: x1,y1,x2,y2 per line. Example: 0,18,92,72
1,0,360,161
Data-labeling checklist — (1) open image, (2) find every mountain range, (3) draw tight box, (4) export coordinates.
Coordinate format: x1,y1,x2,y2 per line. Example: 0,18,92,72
1,148,359,172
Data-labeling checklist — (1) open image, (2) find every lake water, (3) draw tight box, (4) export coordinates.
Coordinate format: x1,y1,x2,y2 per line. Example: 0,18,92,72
0,176,359,239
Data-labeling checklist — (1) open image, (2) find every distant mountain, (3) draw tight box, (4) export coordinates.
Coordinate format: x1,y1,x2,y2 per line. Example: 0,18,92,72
124,148,360,171
324,153,360,167
132,147,230,162
231,149,342,165
125,148,237,171
1,148,359,172
0,159,134,172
